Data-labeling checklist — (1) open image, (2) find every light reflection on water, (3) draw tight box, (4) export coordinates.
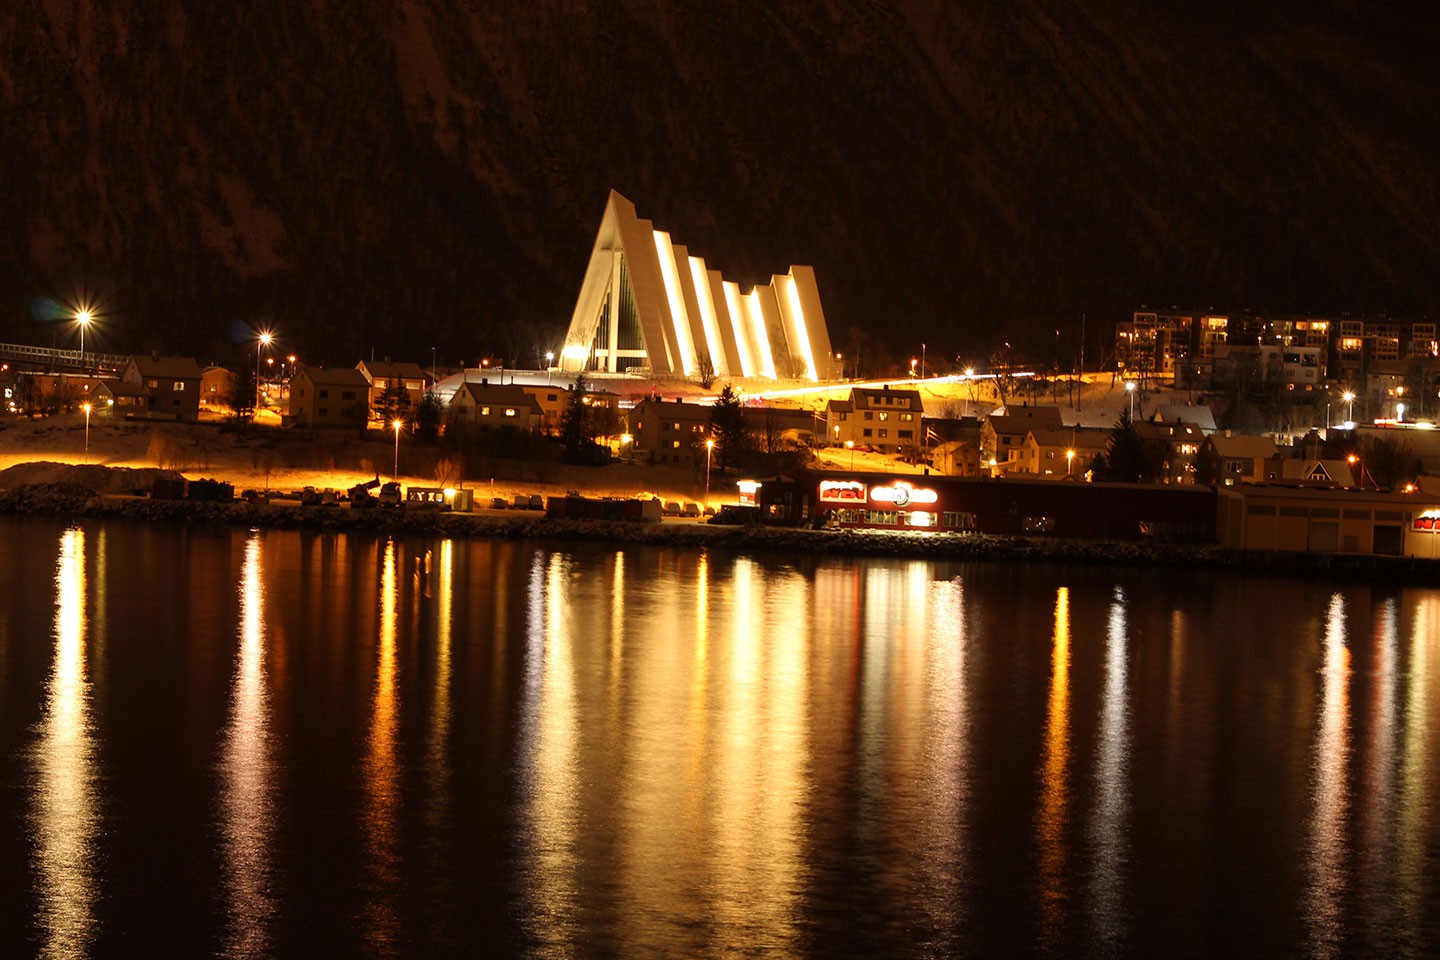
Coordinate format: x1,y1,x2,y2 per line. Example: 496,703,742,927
1090,586,1130,954
217,533,276,959
32,528,98,960
5,519,1440,958
1307,593,1351,960
1035,587,1072,951
361,540,402,956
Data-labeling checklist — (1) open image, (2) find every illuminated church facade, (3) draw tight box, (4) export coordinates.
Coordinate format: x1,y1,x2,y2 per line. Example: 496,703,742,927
558,191,838,382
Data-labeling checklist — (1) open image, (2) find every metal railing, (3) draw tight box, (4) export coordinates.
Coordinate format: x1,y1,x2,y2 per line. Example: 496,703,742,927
0,341,130,371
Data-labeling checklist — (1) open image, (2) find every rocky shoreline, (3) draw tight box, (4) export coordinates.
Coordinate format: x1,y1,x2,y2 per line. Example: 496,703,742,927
4,478,1440,584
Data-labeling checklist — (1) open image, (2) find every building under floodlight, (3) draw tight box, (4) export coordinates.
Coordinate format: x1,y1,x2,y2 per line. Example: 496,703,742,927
559,191,838,382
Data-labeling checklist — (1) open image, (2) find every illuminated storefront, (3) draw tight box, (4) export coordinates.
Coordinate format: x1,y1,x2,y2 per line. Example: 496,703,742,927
762,470,1216,541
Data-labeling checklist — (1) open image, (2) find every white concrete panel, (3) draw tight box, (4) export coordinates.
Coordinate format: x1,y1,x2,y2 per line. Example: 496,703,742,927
653,231,695,377
745,290,778,380
688,257,730,377
724,282,757,377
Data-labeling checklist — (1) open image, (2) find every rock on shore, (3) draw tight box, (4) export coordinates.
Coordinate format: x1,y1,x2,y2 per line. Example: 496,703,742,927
4,475,1439,584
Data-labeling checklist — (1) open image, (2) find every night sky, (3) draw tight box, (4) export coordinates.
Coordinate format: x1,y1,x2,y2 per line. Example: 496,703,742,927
4,1,1437,370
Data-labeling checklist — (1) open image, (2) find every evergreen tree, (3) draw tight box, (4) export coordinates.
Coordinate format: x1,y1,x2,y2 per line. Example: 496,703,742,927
414,390,443,442
560,373,609,465
1099,406,1147,482
378,380,411,422
229,367,256,423
708,384,750,470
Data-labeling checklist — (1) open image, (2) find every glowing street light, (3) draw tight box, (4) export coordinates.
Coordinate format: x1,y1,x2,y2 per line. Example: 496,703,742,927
256,331,273,415
82,401,92,461
1066,448,1075,477
75,309,92,371
845,439,855,471
546,351,555,385
705,437,716,506
392,419,404,478
1125,380,1137,419
1343,390,1355,423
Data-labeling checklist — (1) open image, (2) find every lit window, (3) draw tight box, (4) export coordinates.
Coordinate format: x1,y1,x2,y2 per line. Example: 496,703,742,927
481,406,491,415
504,408,517,417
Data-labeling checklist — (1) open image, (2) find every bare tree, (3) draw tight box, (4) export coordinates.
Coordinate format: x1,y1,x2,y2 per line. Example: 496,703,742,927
695,353,717,389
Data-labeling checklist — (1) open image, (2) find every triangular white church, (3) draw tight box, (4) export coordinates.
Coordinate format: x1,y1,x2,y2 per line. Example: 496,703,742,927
558,191,838,382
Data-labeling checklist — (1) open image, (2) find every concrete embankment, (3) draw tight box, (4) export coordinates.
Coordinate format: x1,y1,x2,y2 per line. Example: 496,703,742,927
4,479,1439,583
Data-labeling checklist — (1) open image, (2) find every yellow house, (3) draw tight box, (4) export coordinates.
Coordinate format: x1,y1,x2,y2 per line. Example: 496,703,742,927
289,366,370,429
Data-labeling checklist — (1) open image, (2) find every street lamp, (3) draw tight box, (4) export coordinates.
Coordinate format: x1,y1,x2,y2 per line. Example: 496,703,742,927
392,419,404,478
1066,448,1075,477
82,402,92,461
1125,380,1137,419
76,309,92,371
546,352,555,385
256,332,273,415
705,438,716,506
1343,390,1355,423
845,439,855,471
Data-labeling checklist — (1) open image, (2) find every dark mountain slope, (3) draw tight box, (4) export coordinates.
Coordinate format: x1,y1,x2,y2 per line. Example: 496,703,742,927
3,1,1436,368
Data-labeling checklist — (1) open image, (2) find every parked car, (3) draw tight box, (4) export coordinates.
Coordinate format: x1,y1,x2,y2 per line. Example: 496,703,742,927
707,505,760,525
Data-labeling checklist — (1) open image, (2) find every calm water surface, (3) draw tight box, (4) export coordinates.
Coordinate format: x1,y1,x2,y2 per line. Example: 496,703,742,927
1,515,1438,958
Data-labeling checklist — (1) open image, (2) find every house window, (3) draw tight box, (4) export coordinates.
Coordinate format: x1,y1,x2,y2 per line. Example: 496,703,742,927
863,412,873,421
863,428,873,438
504,408,517,417
671,440,680,448
341,390,355,400
879,412,889,422
146,379,158,388
1046,450,1056,459
839,412,848,421
548,394,558,401
481,406,491,415
899,430,913,439
900,413,913,422
1225,459,1244,473
319,407,329,416
319,389,330,399
172,382,185,391
879,429,888,439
